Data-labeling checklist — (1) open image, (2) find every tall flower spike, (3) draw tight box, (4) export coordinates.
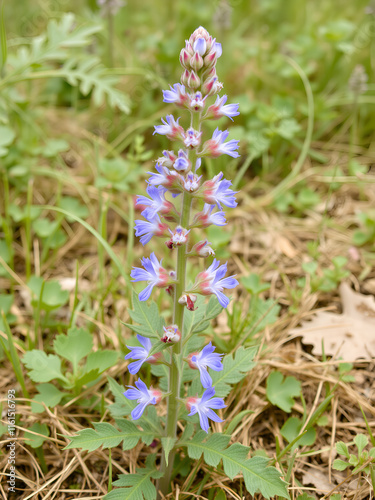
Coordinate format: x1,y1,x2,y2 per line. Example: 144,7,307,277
187,387,226,433
130,252,170,301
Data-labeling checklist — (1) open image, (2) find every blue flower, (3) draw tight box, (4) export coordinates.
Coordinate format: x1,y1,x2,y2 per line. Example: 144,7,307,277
162,83,188,107
193,37,207,56
203,172,237,209
201,128,240,158
173,150,190,171
187,387,226,433
123,378,162,420
205,95,240,121
195,259,238,308
136,185,172,219
130,252,170,301
125,335,155,374
188,342,223,388
134,215,168,245
153,115,184,140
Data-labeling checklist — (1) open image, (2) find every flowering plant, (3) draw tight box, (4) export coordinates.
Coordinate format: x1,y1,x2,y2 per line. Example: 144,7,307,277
67,27,289,499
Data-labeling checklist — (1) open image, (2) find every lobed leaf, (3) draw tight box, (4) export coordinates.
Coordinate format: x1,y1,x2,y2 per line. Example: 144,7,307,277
210,346,258,397
65,419,156,452
23,350,68,384
123,290,165,340
104,455,162,500
266,371,301,413
181,432,289,499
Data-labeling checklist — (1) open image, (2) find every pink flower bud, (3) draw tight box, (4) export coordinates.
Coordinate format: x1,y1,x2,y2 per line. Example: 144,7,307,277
190,51,204,71
187,70,201,90
180,48,191,69
181,69,190,86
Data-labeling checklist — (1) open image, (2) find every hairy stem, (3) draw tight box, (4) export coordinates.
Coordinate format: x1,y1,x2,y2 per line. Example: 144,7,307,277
157,192,191,497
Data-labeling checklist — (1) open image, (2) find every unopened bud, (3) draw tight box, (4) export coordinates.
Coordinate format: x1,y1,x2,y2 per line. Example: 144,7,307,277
179,293,198,311
161,325,181,343
181,69,190,86
191,240,215,257
190,51,204,71
180,48,190,69
187,70,201,90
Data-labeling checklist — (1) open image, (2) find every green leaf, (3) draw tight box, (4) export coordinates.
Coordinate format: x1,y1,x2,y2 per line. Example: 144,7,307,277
24,423,49,449
0,125,15,156
333,459,349,471
58,196,89,222
123,290,165,339
104,454,162,500
32,218,59,238
66,419,156,452
354,434,368,455
336,441,350,458
84,350,119,374
266,371,301,412
296,494,315,500
28,276,69,311
281,417,316,446
181,432,289,499
240,274,270,295
161,437,177,466
53,327,93,372
31,383,66,413
63,56,130,113
23,350,68,384
211,346,257,398
224,410,254,435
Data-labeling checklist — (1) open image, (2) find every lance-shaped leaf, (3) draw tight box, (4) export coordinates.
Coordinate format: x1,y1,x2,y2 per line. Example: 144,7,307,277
210,346,258,397
181,432,289,499
122,290,165,339
65,419,157,452
104,455,163,500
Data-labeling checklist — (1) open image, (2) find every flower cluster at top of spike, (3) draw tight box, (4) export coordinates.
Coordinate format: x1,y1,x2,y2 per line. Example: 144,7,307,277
125,26,240,432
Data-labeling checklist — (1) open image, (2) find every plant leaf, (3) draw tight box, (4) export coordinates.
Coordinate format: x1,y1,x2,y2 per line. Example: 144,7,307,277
53,327,93,372
31,383,66,413
210,346,258,398
266,371,301,413
104,454,162,500
161,437,177,466
23,350,68,384
181,432,289,499
65,419,156,452
24,423,49,449
123,290,165,340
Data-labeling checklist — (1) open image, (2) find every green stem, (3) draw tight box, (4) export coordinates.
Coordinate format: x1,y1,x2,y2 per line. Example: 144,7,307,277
157,192,191,497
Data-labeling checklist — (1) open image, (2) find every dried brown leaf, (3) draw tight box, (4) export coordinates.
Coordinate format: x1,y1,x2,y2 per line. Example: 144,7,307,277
290,283,375,360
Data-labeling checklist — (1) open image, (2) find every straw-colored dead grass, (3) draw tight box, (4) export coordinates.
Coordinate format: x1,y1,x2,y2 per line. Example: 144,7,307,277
1,138,375,499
